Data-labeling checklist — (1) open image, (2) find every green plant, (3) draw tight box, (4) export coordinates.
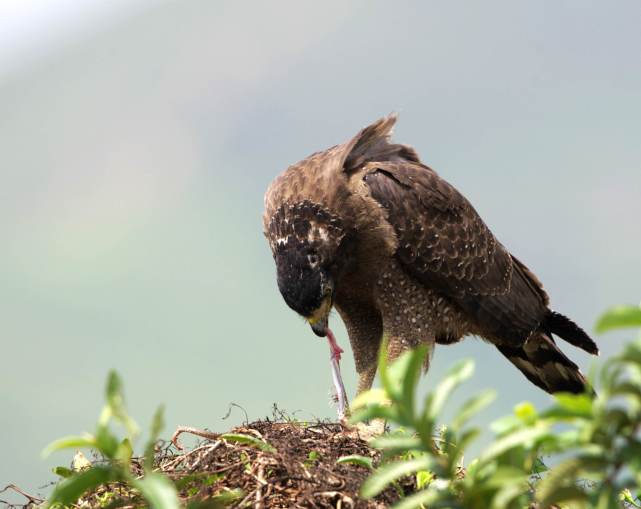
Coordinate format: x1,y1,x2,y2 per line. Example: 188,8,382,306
43,370,180,509
303,450,321,469
351,302,641,509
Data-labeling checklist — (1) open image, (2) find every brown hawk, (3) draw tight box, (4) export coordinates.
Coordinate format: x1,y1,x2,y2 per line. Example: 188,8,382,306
263,114,598,396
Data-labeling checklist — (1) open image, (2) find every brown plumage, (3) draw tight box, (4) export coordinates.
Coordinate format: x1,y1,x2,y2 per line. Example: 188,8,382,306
263,114,598,396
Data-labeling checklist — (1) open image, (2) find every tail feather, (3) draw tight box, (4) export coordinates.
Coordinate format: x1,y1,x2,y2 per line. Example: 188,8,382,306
496,333,591,394
544,311,599,355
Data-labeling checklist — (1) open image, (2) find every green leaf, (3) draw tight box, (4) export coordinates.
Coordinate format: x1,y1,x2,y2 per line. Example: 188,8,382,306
220,433,276,452
104,370,140,437
595,487,620,509
52,466,74,478
425,359,474,422
603,406,633,429
47,466,116,507
115,437,133,463
370,435,423,455
185,500,224,509
336,454,373,469
351,388,389,410
42,434,96,457
540,485,589,508
451,389,496,430
532,457,548,474
540,407,591,423
149,405,165,442
543,429,582,452
95,424,119,458
514,401,537,424
553,392,594,418
349,404,399,425
490,480,530,509
399,346,429,421
361,456,434,498
599,360,625,392
386,349,415,394
490,415,521,436
390,487,440,509
483,465,528,488
145,405,165,470
450,427,480,467
620,439,641,473
210,488,244,504
415,470,433,489
619,340,641,366
132,472,180,509
536,458,588,506
105,370,124,409
378,337,394,397
173,472,225,491
479,422,550,463
595,305,641,334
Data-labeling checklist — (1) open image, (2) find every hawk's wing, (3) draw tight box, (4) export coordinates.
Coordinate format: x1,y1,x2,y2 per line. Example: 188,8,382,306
363,161,548,343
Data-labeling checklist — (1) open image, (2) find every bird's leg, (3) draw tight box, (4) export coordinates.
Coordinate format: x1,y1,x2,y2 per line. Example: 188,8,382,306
334,303,382,396
356,366,378,395
353,358,386,438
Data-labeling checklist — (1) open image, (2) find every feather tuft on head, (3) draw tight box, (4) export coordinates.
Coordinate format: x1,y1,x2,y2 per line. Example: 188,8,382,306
341,113,420,173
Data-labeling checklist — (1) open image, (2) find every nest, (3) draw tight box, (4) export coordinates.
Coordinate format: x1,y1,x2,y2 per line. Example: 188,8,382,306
3,420,415,509
159,420,410,508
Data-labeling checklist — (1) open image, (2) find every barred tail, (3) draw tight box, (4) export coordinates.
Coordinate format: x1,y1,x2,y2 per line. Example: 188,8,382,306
496,332,592,394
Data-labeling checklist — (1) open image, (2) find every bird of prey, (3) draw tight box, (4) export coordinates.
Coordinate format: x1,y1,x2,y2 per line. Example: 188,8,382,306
263,114,598,396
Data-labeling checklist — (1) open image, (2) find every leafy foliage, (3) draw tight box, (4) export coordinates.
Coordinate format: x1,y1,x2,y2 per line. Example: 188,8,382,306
351,303,641,509
337,454,375,470
596,303,641,334
40,302,641,508
43,370,181,509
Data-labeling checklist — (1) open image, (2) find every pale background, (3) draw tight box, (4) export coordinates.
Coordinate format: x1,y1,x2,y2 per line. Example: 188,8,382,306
2,0,640,497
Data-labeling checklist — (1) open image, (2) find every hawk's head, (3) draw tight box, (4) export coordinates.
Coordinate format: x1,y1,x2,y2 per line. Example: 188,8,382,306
264,114,413,337
275,247,334,337
267,201,347,337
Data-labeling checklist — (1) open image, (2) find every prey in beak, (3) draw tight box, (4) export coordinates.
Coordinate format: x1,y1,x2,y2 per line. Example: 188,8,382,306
308,301,348,419
307,296,344,363
307,295,332,337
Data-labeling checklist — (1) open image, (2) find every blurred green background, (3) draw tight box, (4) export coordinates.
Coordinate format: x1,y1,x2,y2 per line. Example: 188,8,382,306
1,0,640,496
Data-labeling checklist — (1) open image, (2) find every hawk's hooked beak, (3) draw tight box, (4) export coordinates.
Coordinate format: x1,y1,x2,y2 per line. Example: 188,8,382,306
310,316,328,337
307,296,332,337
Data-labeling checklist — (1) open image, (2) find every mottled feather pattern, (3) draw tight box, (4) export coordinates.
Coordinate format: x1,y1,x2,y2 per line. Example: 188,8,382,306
263,145,352,232
267,200,344,256
363,162,551,342
264,113,597,395
363,163,512,298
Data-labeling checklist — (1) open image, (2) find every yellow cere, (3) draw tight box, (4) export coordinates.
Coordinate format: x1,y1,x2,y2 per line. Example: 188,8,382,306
306,297,332,324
